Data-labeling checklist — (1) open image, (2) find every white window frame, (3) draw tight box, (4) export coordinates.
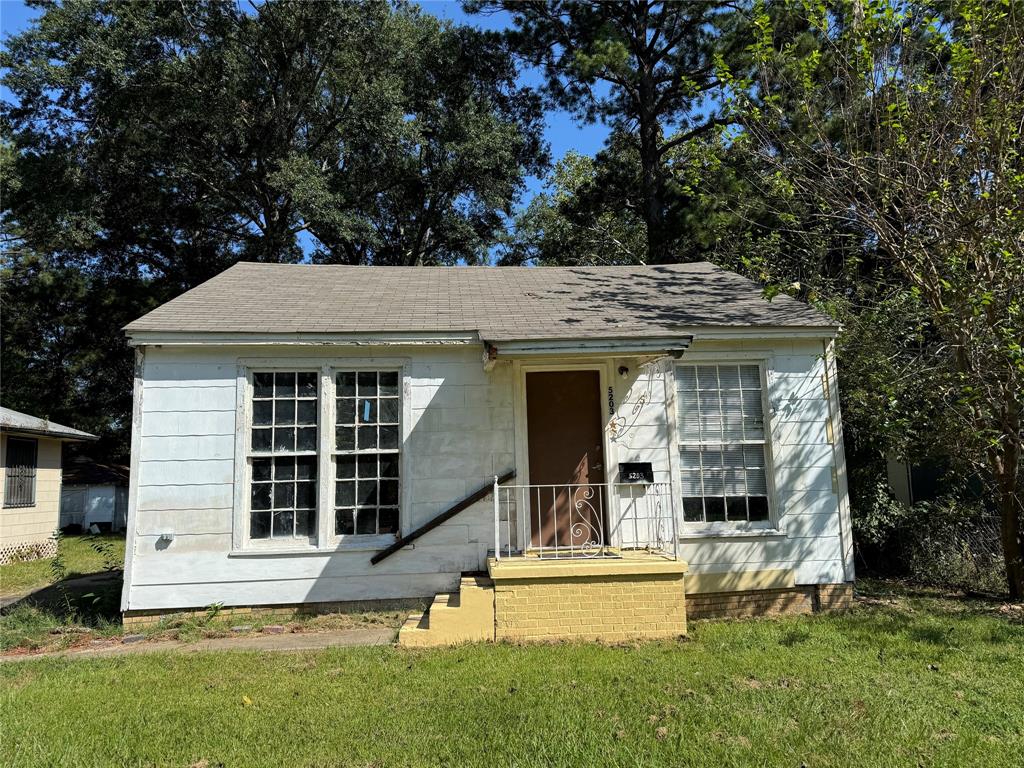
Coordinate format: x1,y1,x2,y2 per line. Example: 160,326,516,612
237,366,323,552
669,355,781,537
231,357,410,554
327,365,404,549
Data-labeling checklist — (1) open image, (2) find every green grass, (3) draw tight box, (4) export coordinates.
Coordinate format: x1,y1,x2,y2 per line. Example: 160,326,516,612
2,587,1022,767
0,594,409,654
0,535,125,596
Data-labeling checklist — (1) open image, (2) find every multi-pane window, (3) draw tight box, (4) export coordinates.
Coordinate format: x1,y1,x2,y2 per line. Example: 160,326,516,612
676,364,770,524
334,370,400,536
249,372,318,540
4,438,38,508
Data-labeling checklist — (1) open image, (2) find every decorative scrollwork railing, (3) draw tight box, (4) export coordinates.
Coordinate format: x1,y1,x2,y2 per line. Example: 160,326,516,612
493,480,678,561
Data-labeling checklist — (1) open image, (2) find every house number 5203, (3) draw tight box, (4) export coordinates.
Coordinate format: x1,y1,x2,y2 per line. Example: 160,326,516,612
607,386,615,415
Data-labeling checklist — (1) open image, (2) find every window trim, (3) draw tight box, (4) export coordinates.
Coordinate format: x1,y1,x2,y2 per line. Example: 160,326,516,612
669,356,781,536
231,357,410,554
4,436,39,508
242,366,323,551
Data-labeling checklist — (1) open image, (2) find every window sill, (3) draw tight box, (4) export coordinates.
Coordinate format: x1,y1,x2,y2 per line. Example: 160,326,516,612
229,535,397,557
679,528,786,540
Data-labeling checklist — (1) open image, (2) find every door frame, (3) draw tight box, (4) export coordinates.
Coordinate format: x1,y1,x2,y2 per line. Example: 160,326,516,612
511,359,619,549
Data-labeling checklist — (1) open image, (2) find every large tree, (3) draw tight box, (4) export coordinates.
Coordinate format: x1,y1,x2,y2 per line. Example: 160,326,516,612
1,0,545,454
2,0,545,271
469,0,750,263
747,0,1024,597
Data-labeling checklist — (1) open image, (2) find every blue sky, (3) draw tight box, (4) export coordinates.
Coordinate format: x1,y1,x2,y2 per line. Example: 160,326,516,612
0,0,612,206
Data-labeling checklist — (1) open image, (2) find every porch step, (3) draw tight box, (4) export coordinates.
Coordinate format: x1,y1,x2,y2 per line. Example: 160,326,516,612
398,575,494,647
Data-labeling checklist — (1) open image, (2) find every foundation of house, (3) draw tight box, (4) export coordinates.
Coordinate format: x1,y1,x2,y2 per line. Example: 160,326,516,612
122,597,426,629
687,582,855,620
124,570,853,639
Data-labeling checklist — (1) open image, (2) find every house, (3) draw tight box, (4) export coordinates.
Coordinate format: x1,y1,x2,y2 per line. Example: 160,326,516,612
59,455,130,533
1,407,97,564
119,262,855,643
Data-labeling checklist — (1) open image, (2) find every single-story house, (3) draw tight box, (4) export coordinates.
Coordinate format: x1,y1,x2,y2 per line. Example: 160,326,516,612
120,262,855,643
1,407,97,564
60,455,130,533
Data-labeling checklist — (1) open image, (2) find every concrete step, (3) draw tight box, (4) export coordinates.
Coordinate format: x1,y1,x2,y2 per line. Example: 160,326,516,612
397,576,495,648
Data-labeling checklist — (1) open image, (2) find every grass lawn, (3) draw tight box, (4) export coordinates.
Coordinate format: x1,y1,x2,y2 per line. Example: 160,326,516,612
0,535,125,597
2,585,1022,767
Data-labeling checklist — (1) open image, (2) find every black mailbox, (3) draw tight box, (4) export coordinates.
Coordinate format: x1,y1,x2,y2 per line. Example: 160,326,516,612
618,462,654,483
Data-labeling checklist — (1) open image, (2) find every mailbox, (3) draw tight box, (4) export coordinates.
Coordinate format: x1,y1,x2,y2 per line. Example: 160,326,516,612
618,462,654,483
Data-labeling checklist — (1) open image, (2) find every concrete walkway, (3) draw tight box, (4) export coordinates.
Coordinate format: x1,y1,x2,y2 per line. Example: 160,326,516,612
1,626,397,662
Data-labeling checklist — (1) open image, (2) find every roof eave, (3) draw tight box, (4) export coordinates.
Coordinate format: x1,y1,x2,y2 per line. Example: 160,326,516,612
124,323,839,348
1,425,98,442
123,330,482,347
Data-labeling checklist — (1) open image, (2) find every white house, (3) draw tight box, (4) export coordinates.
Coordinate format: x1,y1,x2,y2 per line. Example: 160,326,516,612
120,262,855,643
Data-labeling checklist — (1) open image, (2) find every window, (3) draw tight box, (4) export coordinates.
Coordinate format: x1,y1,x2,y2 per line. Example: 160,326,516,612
333,370,400,537
4,438,38,508
676,364,771,525
249,372,319,540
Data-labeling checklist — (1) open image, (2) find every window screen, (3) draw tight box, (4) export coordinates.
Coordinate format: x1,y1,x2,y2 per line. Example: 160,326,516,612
676,364,770,523
4,438,38,508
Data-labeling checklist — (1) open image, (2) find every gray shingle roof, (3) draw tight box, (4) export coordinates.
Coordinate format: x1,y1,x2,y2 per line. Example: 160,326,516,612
1,407,97,441
125,262,835,341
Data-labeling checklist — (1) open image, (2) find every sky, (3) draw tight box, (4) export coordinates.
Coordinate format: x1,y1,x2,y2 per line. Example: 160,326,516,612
0,0,612,206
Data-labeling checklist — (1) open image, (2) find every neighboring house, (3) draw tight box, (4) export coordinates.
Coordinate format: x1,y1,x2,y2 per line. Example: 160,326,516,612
120,262,855,643
60,456,130,533
1,408,97,564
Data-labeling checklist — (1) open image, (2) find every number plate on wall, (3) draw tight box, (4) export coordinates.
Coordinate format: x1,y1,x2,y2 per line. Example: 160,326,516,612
618,462,654,483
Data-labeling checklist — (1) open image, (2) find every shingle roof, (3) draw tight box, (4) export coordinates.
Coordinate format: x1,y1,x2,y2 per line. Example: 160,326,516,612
125,262,835,341
1,407,97,441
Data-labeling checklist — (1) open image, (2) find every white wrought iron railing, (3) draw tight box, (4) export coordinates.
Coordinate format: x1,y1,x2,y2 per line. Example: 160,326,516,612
492,479,679,561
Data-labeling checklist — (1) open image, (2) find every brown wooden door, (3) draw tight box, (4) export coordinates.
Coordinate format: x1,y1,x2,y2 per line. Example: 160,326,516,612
525,370,606,549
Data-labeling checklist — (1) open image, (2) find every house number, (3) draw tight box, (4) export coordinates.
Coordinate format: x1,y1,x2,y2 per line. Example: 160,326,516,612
607,386,615,415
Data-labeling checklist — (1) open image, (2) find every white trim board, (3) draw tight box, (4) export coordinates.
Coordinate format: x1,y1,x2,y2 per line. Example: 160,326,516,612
127,325,837,347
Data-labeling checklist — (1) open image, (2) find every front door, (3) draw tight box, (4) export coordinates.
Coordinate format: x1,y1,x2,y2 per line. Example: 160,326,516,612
525,370,606,549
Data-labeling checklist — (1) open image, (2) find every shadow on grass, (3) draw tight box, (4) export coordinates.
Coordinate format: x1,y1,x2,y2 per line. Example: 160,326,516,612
2,571,123,622
820,582,1024,654
0,572,124,652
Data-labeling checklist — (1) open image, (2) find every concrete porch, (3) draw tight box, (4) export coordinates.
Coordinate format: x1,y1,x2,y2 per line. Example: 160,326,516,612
398,552,688,647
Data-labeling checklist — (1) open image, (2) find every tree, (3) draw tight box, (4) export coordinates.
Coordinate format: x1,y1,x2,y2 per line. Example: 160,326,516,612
468,0,750,263
1,0,546,454
2,0,545,270
748,0,1024,597
503,136,646,265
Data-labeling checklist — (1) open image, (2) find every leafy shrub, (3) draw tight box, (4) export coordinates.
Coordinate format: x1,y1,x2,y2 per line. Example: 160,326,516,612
851,481,1006,595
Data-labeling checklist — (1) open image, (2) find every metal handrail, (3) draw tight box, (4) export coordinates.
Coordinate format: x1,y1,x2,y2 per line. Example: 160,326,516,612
493,479,678,561
371,469,515,565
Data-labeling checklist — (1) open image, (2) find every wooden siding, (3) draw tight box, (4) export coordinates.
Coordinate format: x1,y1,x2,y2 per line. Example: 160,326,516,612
0,434,62,549
124,337,852,612
672,339,849,586
125,345,517,611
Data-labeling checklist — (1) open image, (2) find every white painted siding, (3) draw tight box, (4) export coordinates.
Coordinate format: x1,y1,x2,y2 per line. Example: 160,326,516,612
672,339,850,586
126,345,516,611
125,336,851,612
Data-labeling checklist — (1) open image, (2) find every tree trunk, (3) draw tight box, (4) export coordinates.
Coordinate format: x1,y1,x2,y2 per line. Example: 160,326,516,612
638,101,666,264
1002,493,1024,600
995,451,1024,600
